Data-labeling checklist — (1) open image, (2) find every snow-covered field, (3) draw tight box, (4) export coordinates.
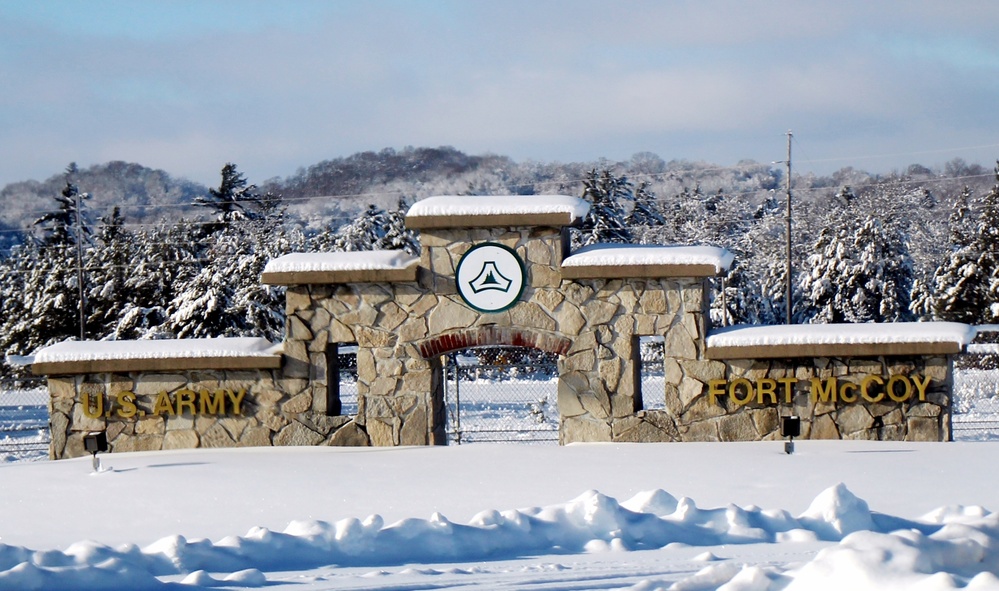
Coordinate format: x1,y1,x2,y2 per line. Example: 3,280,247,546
4,442,999,590
1,370,999,590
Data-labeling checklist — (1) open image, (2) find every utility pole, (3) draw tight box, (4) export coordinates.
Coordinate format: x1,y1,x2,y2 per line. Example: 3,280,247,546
785,130,793,325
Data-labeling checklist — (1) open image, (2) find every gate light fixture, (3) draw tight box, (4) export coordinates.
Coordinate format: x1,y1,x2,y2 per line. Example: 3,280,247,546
781,415,800,455
83,431,108,472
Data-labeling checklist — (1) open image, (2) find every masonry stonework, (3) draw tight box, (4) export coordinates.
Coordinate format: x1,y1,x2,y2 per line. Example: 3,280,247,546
639,355,952,444
45,368,371,460
37,195,969,458
279,223,712,446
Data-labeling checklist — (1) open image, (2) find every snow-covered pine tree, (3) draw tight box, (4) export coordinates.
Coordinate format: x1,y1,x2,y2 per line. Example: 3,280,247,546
33,163,91,248
226,195,302,343
797,226,852,323
112,221,201,339
664,184,706,245
625,181,665,229
163,221,246,339
84,206,132,337
928,186,983,323
2,239,80,352
848,217,914,322
318,201,418,254
797,212,914,323
196,163,261,234
980,167,999,322
0,242,49,366
8,164,94,347
575,169,633,246
711,258,780,326
381,198,419,254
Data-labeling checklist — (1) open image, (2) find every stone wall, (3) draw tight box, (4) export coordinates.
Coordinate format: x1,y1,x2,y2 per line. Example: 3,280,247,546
45,219,958,455
280,225,711,446
48,368,368,459
634,355,952,443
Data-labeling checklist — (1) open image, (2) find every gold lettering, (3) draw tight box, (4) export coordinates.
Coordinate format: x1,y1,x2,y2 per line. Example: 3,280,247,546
887,375,912,402
911,375,931,402
756,378,777,405
82,392,104,419
861,375,884,403
175,389,197,415
227,389,246,414
839,381,858,403
116,391,137,419
729,378,753,406
811,377,836,403
153,392,174,416
777,378,797,403
200,389,226,415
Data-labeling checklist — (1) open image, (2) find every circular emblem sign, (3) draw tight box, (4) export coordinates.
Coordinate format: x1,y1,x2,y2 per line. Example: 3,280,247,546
455,242,527,313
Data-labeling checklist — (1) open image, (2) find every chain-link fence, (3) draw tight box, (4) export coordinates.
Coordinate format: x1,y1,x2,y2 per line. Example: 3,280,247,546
953,343,999,441
443,347,559,444
0,380,50,463
639,336,666,409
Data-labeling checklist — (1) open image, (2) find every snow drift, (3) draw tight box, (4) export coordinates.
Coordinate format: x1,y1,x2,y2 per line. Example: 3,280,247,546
1,483,998,590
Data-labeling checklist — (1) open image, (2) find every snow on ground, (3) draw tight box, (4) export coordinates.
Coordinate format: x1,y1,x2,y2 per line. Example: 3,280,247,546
4,441,999,589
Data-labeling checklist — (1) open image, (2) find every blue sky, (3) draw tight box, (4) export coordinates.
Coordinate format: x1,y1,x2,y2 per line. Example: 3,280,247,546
2,0,999,187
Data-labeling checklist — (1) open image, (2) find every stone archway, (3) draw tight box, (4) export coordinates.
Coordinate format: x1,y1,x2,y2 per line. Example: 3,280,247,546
417,327,571,443
416,326,572,359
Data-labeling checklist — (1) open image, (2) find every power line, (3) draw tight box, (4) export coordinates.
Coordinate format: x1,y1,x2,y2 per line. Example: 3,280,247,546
795,142,999,168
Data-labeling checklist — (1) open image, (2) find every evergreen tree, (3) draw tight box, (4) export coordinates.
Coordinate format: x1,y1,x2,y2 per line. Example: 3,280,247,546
931,168,999,324
625,181,665,228
196,163,261,233
11,164,93,345
1,240,79,352
798,213,914,323
712,259,781,326
929,187,982,323
316,201,418,254
848,217,914,322
84,206,132,337
33,163,90,248
982,173,999,323
111,222,200,339
576,169,633,246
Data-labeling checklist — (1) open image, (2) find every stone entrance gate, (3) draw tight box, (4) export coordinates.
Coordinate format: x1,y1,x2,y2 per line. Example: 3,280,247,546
260,195,728,446
35,195,974,458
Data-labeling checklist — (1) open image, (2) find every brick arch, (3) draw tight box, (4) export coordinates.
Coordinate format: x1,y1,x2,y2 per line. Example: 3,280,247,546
417,326,572,358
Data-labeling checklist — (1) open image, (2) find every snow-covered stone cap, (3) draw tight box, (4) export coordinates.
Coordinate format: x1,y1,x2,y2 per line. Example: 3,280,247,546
262,251,419,285
562,244,735,279
706,322,975,359
31,337,283,375
405,195,589,229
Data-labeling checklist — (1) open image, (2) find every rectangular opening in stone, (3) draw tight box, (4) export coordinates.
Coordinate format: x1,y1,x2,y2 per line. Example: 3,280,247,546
638,336,666,410
326,343,358,416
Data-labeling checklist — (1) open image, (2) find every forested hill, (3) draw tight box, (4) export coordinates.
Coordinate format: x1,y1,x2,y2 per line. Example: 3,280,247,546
0,161,205,244
5,146,992,242
1,146,998,380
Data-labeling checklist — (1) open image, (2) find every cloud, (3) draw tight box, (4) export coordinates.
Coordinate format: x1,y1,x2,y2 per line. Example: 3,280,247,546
2,0,999,187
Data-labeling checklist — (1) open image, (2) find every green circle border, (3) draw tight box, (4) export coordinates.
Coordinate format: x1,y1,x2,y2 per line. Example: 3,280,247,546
455,242,527,313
